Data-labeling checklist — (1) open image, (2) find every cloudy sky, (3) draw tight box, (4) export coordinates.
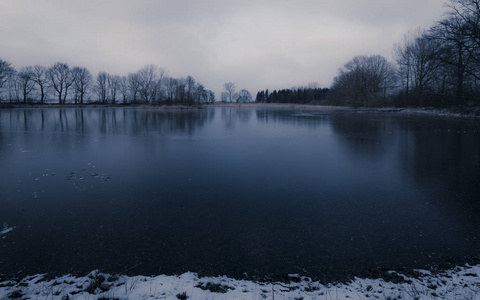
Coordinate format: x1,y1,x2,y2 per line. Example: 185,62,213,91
0,0,447,97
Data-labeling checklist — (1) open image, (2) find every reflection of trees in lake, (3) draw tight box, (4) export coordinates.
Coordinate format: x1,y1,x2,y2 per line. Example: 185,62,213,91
329,113,396,158
0,108,215,137
396,119,480,206
255,108,330,128
128,108,215,136
220,107,252,129
330,112,480,211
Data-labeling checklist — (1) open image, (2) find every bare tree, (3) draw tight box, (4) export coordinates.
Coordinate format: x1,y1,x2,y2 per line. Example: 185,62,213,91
165,77,177,104
137,65,165,104
119,75,129,104
72,67,93,104
237,89,252,103
175,78,187,103
331,55,397,106
431,18,472,97
7,72,20,102
224,82,236,103
207,90,215,103
127,73,141,103
48,62,72,104
195,83,207,104
31,65,48,103
393,29,443,103
108,74,121,104
445,0,480,79
155,68,166,103
0,59,15,103
18,66,35,103
221,91,229,103
96,71,108,103
185,75,196,104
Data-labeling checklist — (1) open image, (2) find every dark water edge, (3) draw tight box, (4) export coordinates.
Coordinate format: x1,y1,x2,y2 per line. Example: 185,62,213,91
1,107,480,282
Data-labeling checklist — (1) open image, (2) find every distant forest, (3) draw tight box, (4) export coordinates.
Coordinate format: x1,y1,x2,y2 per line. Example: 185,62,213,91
255,87,329,104
258,0,480,107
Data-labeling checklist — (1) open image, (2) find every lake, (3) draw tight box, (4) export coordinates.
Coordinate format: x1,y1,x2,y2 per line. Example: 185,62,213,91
0,106,479,281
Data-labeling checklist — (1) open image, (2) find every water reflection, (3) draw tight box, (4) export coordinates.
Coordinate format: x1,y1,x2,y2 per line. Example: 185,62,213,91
329,113,396,158
220,107,253,129
0,107,479,281
255,108,331,128
0,108,216,137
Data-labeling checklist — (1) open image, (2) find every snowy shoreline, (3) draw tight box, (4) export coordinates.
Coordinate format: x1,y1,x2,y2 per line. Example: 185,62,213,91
1,264,479,299
213,103,480,119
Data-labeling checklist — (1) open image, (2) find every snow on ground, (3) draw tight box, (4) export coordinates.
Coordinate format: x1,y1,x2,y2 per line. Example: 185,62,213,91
1,265,479,299
212,103,480,119
385,107,480,119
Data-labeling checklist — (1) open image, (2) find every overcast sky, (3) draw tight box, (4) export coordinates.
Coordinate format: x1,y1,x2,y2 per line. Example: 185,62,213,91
0,0,447,97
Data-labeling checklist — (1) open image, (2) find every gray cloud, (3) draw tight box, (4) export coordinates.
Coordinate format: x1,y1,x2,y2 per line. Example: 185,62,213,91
0,0,446,97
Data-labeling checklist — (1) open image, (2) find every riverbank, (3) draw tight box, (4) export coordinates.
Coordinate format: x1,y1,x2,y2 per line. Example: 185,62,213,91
211,102,349,110
212,103,480,119
2,102,480,119
0,103,206,110
0,264,479,299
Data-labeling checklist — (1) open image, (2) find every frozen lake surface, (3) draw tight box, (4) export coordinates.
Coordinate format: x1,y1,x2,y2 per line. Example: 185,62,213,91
0,106,479,281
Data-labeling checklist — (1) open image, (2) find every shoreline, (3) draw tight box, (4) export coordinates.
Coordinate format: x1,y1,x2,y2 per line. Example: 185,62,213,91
1,264,478,299
2,102,480,119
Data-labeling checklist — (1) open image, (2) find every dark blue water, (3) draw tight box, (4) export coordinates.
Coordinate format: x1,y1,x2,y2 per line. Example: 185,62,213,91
0,107,479,281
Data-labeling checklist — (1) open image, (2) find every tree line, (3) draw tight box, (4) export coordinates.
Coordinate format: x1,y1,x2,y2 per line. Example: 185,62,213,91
330,0,480,107
253,0,480,107
255,84,329,104
220,82,253,103
0,61,215,105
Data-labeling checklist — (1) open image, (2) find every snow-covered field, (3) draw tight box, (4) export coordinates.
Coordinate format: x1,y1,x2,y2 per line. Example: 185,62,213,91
1,265,479,299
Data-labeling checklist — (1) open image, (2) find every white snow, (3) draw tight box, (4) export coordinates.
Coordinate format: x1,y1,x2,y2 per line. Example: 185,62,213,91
0,223,14,236
0,265,479,299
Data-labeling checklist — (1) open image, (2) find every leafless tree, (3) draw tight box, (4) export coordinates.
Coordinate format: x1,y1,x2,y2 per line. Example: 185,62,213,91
7,72,20,102
224,82,236,103
0,59,15,102
137,65,165,104
195,83,207,104
393,29,443,102
72,67,93,104
207,90,215,103
237,89,252,103
165,77,177,104
48,62,73,104
128,73,141,103
119,75,129,104
96,71,108,103
31,65,48,103
221,91,229,103
108,74,121,104
18,66,35,103
175,78,187,103
185,75,196,104
331,55,397,106
444,0,480,79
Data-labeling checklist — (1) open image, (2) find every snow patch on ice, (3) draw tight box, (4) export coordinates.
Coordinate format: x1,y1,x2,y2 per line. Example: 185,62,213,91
0,223,14,236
